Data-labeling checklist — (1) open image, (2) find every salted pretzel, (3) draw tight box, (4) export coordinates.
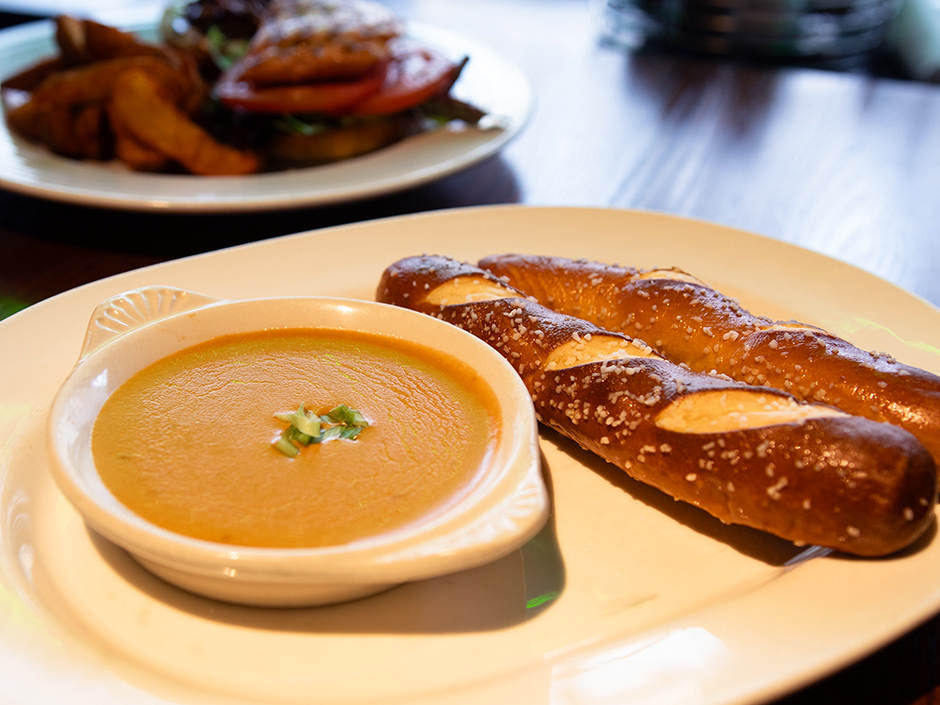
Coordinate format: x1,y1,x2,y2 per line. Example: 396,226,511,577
479,254,940,468
377,255,937,557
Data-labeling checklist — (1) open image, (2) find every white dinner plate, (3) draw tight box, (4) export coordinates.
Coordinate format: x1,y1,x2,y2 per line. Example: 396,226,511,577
0,20,531,212
2,206,940,705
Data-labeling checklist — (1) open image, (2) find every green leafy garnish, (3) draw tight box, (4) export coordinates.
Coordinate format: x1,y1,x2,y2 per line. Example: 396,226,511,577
206,25,250,71
418,95,487,126
273,403,369,456
273,114,333,137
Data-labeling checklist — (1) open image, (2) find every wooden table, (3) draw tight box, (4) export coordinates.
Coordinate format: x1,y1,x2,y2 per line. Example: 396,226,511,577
2,1,940,702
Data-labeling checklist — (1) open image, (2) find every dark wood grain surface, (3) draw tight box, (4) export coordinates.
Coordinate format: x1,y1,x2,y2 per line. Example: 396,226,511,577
3,1,940,703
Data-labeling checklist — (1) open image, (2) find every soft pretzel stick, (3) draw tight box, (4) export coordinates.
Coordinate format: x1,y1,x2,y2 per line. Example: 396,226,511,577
479,254,940,467
377,255,937,556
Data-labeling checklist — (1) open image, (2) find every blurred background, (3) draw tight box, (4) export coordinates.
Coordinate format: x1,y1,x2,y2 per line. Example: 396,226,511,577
3,0,940,81
592,0,940,80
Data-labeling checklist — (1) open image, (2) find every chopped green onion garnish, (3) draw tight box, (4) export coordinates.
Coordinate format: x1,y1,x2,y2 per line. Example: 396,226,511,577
319,425,343,443
274,403,321,437
287,426,314,445
324,404,369,428
339,425,365,440
272,434,301,458
273,403,369,456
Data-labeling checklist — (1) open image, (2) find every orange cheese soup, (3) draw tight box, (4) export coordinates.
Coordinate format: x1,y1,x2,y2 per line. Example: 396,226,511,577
91,329,499,548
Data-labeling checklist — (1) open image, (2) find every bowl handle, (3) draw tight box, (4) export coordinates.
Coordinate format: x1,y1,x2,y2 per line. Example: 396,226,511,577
80,286,223,361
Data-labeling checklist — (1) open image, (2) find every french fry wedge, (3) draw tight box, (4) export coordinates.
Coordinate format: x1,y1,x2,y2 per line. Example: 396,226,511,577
107,101,170,171
70,101,107,158
48,17,207,112
5,98,100,158
54,15,88,66
30,56,196,108
82,19,170,62
108,68,260,175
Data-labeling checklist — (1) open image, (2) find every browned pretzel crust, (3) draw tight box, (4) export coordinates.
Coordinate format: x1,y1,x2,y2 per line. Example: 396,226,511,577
479,254,940,467
377,255,937,556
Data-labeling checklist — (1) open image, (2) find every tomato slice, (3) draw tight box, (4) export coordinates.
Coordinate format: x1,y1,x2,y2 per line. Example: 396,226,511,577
214,41,460,116
215,62,387,115
351,42,460,116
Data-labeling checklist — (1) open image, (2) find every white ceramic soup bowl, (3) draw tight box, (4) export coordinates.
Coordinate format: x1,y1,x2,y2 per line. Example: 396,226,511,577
46,286,547,607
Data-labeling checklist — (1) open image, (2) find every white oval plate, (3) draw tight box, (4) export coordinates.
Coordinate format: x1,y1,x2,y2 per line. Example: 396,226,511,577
0,20,532,212
2,205,940,705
